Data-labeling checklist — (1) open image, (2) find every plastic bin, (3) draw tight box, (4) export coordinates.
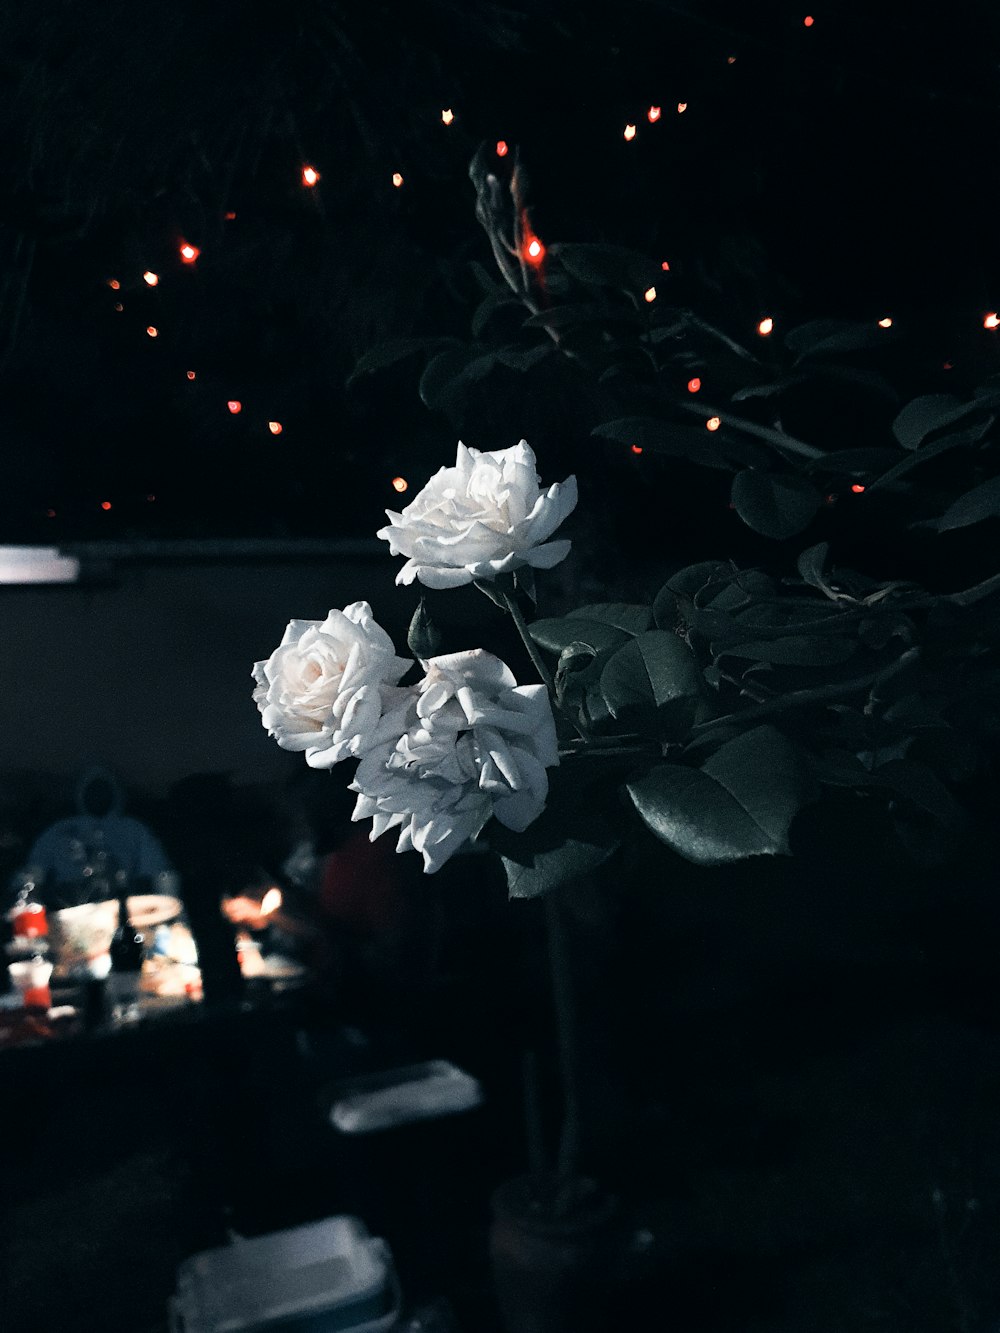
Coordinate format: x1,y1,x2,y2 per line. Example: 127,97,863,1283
170,1214,401,1333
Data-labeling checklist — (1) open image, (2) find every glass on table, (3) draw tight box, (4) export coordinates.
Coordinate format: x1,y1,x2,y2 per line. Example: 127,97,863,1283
8,957,53,1012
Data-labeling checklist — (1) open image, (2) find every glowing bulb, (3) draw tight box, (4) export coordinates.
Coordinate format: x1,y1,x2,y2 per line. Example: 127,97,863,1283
392,476,408,493
392,172,404,188
877,317,893,328
496,140,509,157
108,279,120,290
661,260,670,271
268,421,283,435
677,102,688,113
113,302,123,312
803,14,815,26
302,165,320,186
260,887,283,916
227,400,242,414
179,241,200,263
623,123,637,141
644,286,657,303
727,55,737,64
647,106,661,122
146,325,158,338
706,416,722,431
186,370,196,381
146,494,156,502
441,108,455,125
143,271,159,286
101,501,112,511
758,316,774,336
984,312,999,329
525,236,545,264
630,445,644,455
687,377,702,393
850,483,866,493
224,211,237,221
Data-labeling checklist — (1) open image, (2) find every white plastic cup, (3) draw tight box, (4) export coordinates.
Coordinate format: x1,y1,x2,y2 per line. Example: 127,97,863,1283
8,958,53,1010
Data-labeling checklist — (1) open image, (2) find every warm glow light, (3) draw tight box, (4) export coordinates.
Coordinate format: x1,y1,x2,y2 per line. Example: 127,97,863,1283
108,279,120,290
630,445,643,455
302,165,320,186
146,494,155,502
268,421,283,435
943,360,954,370
687,377,702,393
179,241,200,264
260,887,283,916
101,501,112,511
441,108,455,125
661,260,670,271
984,312,999,329
227,400,242,414
644,286,657,303
143,271,159,286
496,140,509,157
677,102,688,113
850,483,866,493
224,210,236,221
706,416,722,431
146,325,158,338
647,106,661,123
623,123,637,141
186,370,196,381
46,509,56,518
758,316,774,336
525,236,545,264
727,55,737,64
804,15,815,26
392,476,408,493
877,317,893,328
392,172,404,188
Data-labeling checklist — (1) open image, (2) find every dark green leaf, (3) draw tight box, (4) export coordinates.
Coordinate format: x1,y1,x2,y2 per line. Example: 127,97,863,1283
731,471,822,539
471,294,521,338
549,242,659,293
716,636,856,666
592,418,768,470
808,448,900,476
627,725,817,864
494,345,552,372
418,347,497,411
785,318,891,360
473,578,510,609
874,759,967,828
522,303,617,331
891,392,1000,448
573,603,653,635
491,800,622,900
867,430,977,491
529,617,630,657
935,475,1000,532
600,630,703,734
797,542,831,592
406,597,442,660
347,336,459,388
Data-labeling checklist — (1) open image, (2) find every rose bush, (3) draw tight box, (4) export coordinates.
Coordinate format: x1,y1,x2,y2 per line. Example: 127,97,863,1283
252,601,411,767
350,649,560,872
377,439,577,588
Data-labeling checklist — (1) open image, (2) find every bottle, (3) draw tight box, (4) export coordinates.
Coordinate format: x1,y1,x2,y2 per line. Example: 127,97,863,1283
6,868,49,955
108,878,144,1021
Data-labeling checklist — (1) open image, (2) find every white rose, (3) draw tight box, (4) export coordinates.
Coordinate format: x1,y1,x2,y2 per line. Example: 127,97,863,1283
252,602,411,767
377,440,577,589
350,649,560,873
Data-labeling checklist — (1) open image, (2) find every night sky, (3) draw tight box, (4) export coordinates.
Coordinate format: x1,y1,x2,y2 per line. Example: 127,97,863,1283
2,2,1000,543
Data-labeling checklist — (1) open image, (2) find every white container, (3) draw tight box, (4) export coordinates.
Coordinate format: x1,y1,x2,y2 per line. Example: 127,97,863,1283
170,1215,400,1333
328,1060,483,1135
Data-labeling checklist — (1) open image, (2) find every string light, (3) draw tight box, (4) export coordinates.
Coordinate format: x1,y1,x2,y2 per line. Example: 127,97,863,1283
146,325,158,338
803,15,815,26
224,211,236,221
706,416,722,431
496,140,509,157
524,235,546,264
677,102,688,113
302,165,320,187
851,483,866,493
186,370,196,381
687,377,702,393
441,108,455,125
227,400,242,414
758,316,774,336
630,445,643,455
727,55,737,64
661,260,670,271
143,271,159,287
392,476,408,493
100,501,112,511
146,494,156,502
268,421,283,435
647,106,661,122
877,317,893,328
108,279,120,291
179,241,200,264
644,286,657,303
392,172,404,188
984,312,999,329
623,123,637,141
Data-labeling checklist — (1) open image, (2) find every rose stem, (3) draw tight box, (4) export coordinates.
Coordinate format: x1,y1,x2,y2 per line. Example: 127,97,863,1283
545,889,582,1211
498,587,592,741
